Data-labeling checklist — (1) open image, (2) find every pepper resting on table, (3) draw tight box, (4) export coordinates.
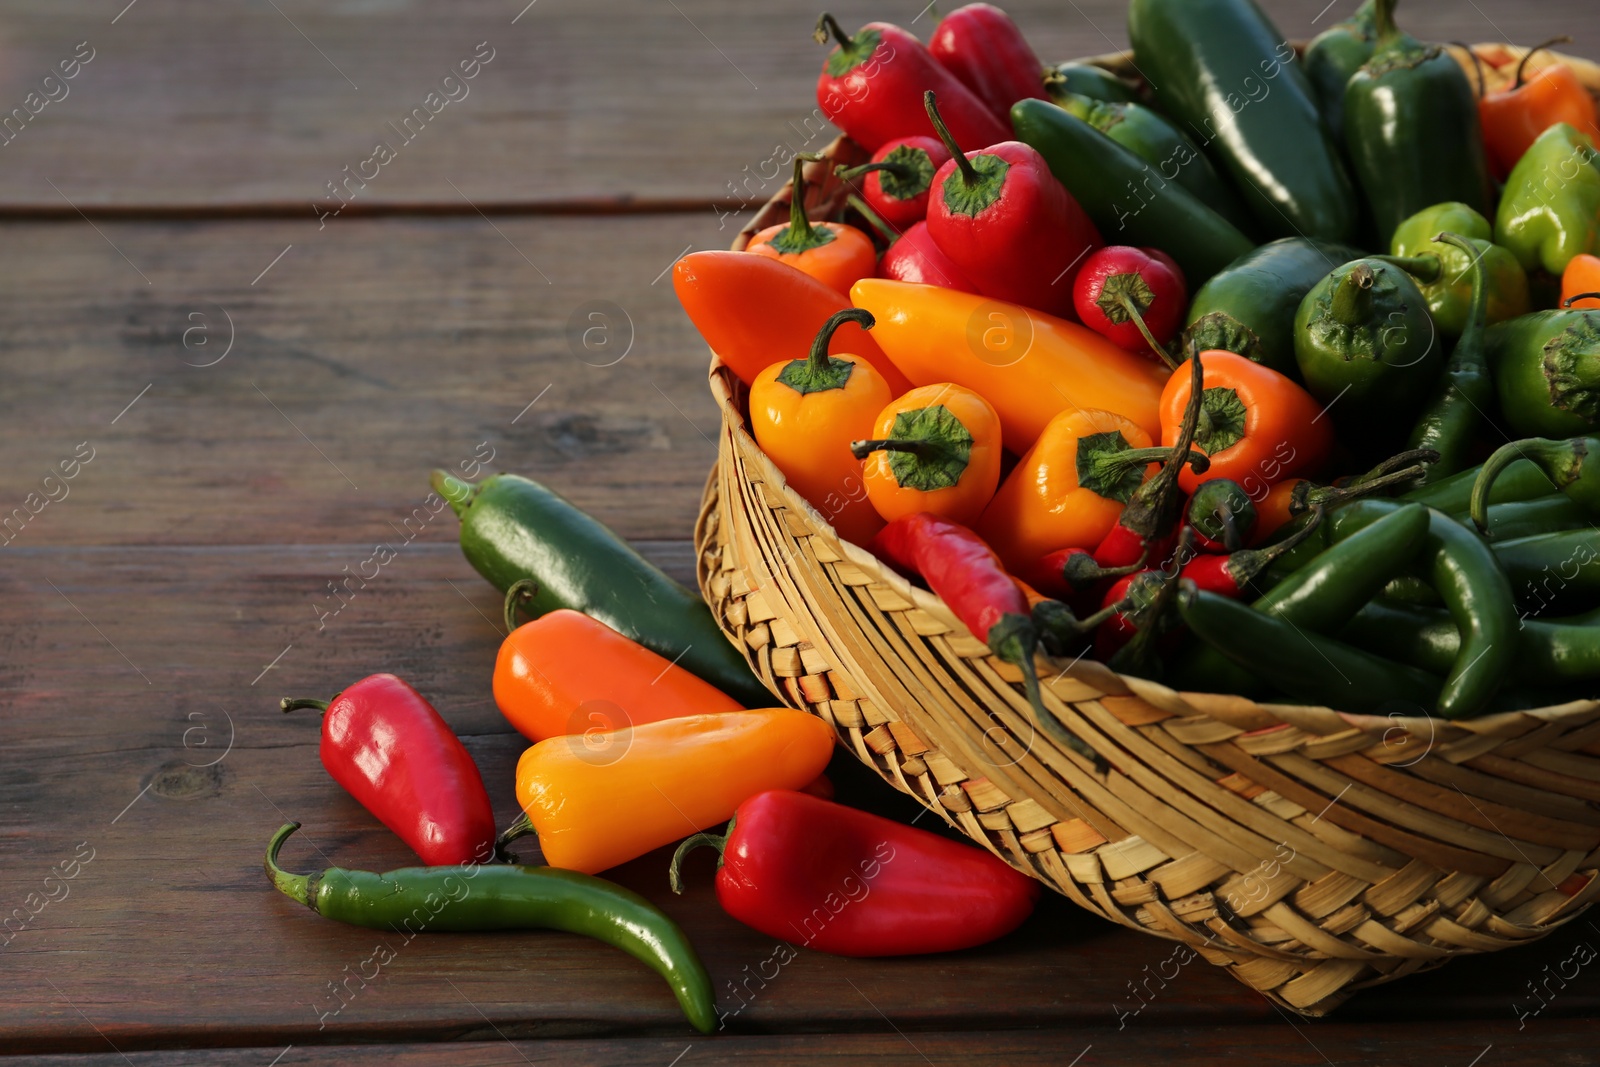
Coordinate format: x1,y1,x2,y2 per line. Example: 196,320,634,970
670,790,1040,958
264,823,717,1034
852,383,1002,526
745,156,876,295
280,674,496,867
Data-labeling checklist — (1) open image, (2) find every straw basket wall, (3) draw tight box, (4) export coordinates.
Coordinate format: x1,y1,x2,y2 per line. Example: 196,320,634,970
694,45,1600,1015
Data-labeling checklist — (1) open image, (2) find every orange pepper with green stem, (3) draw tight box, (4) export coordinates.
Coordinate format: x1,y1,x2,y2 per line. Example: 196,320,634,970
852,383,1002,526
1478,38,1600,181
1562,253,1600,311
746,156,877,296
849,278,1169,452
750,308,892,545
500,709,834,875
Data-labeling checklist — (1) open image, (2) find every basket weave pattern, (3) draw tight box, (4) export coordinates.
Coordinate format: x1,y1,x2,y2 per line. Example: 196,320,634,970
696,48,1600,1015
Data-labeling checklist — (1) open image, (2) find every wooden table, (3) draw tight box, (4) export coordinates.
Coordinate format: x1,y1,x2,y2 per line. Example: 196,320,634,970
2,1,1595,1063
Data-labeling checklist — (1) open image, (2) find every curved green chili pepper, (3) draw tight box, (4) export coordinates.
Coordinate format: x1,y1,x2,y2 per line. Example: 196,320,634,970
1405,232,1496,482
1342,600,1600,683
1473,495,1590,541
1473,437,1600,532
1495,530,1600,612
264,823,718,1034
1402,455,1556,514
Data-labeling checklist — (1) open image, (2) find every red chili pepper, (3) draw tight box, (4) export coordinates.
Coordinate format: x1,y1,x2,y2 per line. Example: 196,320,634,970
669,790,1039,957
928,3,1050,121
1179,509,1325,599
836,135,950,229
814,14,1009,155
1072,245,1186,363
1093,569,1169,662
922,91,1101,318
1028,545,1149,603
281,674,496,866
877,220,981,292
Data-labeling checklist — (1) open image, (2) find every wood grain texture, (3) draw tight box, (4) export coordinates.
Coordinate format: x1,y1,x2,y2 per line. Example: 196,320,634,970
0,0,1591,211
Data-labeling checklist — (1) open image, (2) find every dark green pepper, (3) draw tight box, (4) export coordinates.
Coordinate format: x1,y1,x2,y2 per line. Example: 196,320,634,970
1045,62,1139,104
1495,530,1600,613
1177,582,1442,713
1473,437,1600,532
1009,100,1255,285
1188,478,1256,551
1383,202,1529,336
1183,238,1364,375
1126,0,1358,241
1493,123,1600,276
1293,257,1442,414
1405,232,1496,482
1045,90,1254,233
1473,495,1589,542
1342,0,1491,245
1402,456,1556,514
432,470,771,708
1303,0,1377,137
1484,308,1600,438
265,822,717,1034
1342,600,1600,683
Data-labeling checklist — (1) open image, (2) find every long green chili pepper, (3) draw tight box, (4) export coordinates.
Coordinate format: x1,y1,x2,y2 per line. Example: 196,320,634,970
264,823,718,1034
1177,583,1442,713
1342,600,1600,683
1472,437,1600,532
1405,232,1495,482
1402,456,1556,514
1474,495,1590,542
1495,530,1600,612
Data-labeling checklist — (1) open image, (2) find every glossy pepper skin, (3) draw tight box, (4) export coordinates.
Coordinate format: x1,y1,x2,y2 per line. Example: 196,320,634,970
1484,308,1600,438
923,92,1099,319
1493,123,1600,277
1183,238,1365,376
853,383,1002,526
670,790,1039,958
813,14,1008,155
507,710,833,876
1342,601,1600,684
1010,100,1254,287
1471,437,1600,532
264,823,717,1034
1384,203,1529,337
928,4,1049,120
433,470,771,709
1479,44,1600,182
493,602,742,745
1343,0,1492,246
849,278,1170,451
1562,254,1600,311
875,220,979,293
1127,0,1357,241
280,674,496,867
836,136,949,230
1045,62,1138,104
1188,478,1257,552
751,308,892,546
1044,90,1253,234
1161,350,1333,496
1303,0,1377,137
747,156,876,295
1404,234,1497,483
673,250,909,393
1293,257,1442,416
1073,245,1186,360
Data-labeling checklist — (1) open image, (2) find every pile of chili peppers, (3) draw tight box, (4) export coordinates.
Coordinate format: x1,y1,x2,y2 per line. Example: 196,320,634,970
668,0,1600,724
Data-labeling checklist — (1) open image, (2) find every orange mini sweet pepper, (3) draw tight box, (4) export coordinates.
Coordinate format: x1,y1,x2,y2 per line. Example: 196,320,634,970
852,383,1002,526
504,709,835,875
1478,40,1600,181
750,308,892,545
746,156,877,296
1561,253,1600,310
850,278,1168,453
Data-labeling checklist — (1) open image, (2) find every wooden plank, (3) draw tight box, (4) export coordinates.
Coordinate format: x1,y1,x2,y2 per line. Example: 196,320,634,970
0,1,1590,209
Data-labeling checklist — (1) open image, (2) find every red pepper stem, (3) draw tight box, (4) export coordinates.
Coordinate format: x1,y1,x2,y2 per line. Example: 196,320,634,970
814,12,853,48
923,90,980,186
667,822,733,895
264,822,317,910
1565,292,1600,307
495,811,536,852
1514,36,1572,89
1117,295,1178,370
846,193,902,245
503,578,542,634
280,697,330,714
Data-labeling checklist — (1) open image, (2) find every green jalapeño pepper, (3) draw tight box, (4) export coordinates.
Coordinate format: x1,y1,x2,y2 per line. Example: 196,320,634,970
1405,233,1497,482
1485,308,1600,438
1127,0,1358,242
1303,0,1377,138
1293,257,1442,415
1183,238,1364,376
432,470,771,708
1046,90,1254,233
1494,123,1600,276
1044,62,1139,104
1472,437,1600,531
1383,203,1530,336
265,823,718,1034
1341,601,1600,684
1343,0,1492,246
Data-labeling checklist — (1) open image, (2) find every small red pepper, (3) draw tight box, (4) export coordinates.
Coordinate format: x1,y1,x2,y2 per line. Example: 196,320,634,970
1179,509,1325,599
281,674,497,866
1072,246,1186,364
877,220,981,292
1478,38,1600,181
669,790,1039,957
922,91,1101,318
1094,567,1176,664
814,14,1009,155
836,135,950,229
928,3,1050,121
1027,545,1148,603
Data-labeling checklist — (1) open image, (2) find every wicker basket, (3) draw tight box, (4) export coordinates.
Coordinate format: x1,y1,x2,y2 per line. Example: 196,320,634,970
696,46,1600,1016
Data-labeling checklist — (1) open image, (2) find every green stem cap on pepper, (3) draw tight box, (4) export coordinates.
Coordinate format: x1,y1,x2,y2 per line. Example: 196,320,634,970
924,90,1008,215
763,155,837,256
850,403,974,491
774,307,874,395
